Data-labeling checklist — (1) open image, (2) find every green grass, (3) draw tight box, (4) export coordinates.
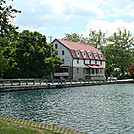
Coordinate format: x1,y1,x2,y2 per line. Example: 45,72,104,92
0,120,58,134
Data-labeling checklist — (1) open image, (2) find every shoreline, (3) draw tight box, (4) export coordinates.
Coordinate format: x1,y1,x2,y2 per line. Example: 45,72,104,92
0,115,87,134
0,79,133,92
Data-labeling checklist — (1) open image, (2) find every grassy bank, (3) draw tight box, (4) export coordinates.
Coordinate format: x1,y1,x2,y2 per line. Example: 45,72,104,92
0,115,87,134
0,120,58,134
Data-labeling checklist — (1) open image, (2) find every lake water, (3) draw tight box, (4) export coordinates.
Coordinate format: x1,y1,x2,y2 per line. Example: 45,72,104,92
0,84,134,134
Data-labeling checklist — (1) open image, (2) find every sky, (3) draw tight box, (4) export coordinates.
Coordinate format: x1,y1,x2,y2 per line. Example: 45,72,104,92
9,0,134,42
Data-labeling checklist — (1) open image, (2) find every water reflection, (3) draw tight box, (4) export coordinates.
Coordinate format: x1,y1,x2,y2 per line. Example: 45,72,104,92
0,84,134,133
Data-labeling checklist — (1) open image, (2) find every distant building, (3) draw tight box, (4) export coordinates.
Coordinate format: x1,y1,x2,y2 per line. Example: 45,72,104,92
52,39,106,80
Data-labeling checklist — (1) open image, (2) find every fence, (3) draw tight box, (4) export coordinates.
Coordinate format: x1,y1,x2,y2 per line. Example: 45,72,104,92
0,78,114,86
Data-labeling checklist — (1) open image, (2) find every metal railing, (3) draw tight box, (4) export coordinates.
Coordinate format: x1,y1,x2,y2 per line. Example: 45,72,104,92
0,78,118,86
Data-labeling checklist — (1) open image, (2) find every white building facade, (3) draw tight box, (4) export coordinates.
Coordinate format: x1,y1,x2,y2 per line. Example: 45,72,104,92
52,39,106,80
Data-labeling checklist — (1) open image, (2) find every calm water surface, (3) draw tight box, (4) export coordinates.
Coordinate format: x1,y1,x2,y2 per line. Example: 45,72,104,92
0,84,134,134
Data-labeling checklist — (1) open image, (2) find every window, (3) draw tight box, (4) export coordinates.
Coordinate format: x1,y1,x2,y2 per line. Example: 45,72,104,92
92,69,94,74
83,68,85,73
83,52,86,58
89,52,92,58
95,60,97,65
83,52,86,57
95,53,98,59
62,50,64,55
100,61,102,65
77,59,79,64
100,54,102,59
62,59,64,64
84,59,85,64
77,68,79,73
96,69,98,74
77,51,80,57
56,68,68,73
55,44,58,49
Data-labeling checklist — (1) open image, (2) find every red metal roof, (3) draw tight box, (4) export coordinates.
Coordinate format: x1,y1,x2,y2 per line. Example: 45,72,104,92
53,39,106,61
56,39,102,53
70,50,77,59
85,64,104,69
60,66,69,68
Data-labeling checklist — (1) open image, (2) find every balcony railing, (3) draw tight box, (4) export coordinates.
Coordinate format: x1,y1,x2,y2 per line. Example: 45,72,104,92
85,74,104,77
54,72,69,77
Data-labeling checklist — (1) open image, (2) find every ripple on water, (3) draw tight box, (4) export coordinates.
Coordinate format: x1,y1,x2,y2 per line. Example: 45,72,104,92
0,84,134,133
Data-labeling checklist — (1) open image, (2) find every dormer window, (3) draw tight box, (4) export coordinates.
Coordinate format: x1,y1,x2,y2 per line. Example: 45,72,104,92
76,50,80,57
88,52,92,58
99,54,103,60
94,53,98,59
82,51,86,58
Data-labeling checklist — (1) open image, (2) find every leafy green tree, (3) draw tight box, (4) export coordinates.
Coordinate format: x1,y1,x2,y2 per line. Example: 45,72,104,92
104,28,134,77
3,30,62,78
62,30,106,49
0,0,20,41
0,0,20,78
62,33,85,43
0,37,8,78
86,29,106,49
0,1,62,79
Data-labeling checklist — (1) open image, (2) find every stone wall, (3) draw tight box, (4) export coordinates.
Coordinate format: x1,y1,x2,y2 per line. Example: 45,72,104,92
73,67,85,80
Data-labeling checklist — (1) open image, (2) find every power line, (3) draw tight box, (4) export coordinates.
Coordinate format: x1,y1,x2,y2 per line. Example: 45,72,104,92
101,47,134,51
19,35,46,39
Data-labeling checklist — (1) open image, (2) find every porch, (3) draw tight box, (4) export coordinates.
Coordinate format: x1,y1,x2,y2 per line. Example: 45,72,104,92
54,66,69,79
85,67,105,80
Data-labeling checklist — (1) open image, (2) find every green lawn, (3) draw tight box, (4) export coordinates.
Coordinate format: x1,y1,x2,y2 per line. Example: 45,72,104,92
0,120,58,134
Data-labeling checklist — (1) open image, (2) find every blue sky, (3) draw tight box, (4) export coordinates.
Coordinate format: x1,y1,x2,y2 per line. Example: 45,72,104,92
9,0,134,42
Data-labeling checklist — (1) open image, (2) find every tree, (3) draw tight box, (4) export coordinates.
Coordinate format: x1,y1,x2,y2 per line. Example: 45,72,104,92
0,0,20,77
0,1,62,79
3,30,62,78
0,0,20,40
0,37,8,78
104,28,134,77
62,33,85,43
62,30,106,50
86,29,106,49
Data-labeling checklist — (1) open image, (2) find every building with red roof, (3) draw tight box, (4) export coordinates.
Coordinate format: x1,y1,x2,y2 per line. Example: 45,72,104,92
52,39,106,80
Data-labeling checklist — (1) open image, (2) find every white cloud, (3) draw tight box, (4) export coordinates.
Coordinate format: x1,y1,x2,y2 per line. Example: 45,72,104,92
10,0,134,38
40,0,65,14
40,0,134,19
83,19,134,36
40,0,106,18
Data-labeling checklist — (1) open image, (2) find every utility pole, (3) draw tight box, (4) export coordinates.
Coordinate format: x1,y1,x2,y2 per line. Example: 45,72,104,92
48,36,53,82
48,36,52,57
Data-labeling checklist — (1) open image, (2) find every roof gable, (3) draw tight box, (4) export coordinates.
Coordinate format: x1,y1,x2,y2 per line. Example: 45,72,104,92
55,39,102,54
53,39,106,61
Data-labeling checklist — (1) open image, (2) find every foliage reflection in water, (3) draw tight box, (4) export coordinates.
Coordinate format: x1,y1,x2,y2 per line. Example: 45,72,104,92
0,84,134,133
